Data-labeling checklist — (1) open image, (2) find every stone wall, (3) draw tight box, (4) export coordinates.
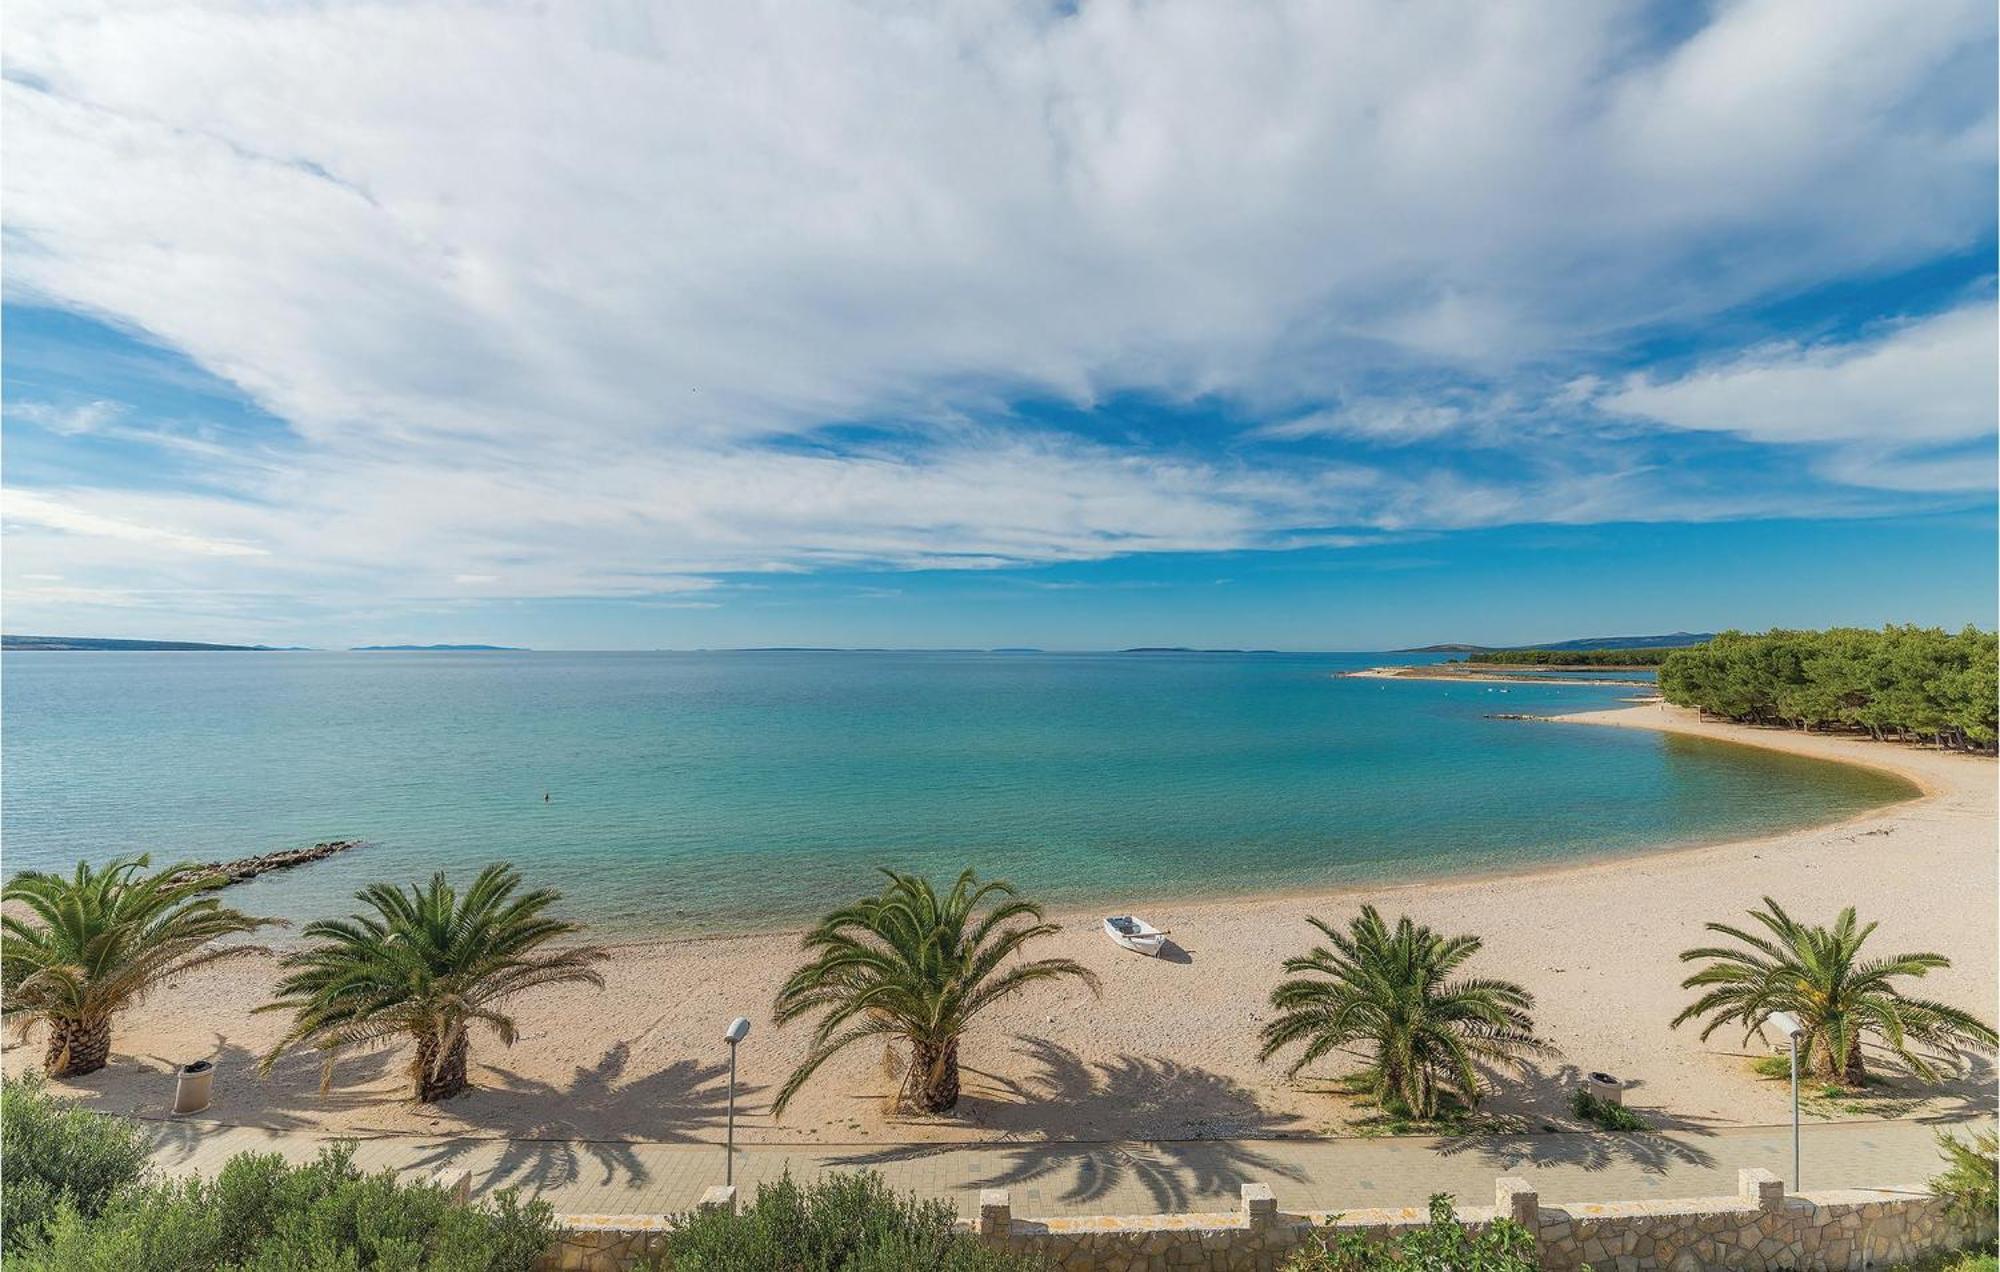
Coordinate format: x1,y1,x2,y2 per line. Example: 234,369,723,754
533,1170,1993,1272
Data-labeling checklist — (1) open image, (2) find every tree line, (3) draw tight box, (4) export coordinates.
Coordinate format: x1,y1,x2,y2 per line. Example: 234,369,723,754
1465,648,1679,666
1659,625,1997,751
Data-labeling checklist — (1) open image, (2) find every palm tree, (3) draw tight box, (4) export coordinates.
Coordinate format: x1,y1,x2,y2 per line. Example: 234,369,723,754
1259,906,1551,1120
258,863,608,1103
1672,897,1996,1087
772,868,1098,1115
3,855,278,1078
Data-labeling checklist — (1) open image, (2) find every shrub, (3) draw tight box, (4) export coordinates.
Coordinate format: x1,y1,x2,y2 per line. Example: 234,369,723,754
1932,1128,1999,1226
660,1170,1038,1271
1570,1088,1649,1132
1283,1193,1538,1271
14,1142,558,1271
1,1071,153,1252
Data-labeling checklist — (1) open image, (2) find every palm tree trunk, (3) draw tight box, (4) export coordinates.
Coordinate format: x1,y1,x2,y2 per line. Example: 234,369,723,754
1840,1042,1867,1088
909,1038,960,1112
45,1016,112,1078
414,1030,471,1103
1809,1032,1866,1088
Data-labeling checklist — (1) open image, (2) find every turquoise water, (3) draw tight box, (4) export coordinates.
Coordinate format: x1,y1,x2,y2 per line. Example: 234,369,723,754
0,651,1912,934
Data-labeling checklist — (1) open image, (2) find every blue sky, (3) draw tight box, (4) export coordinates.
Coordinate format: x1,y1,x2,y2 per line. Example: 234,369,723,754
3,1,1995,650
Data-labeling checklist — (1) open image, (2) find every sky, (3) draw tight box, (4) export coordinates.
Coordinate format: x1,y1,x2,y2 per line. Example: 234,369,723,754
2,0,1995,651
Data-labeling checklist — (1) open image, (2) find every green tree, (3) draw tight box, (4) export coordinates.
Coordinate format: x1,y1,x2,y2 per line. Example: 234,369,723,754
2,1072,154,1253
1659,625,1998,750
663,1170,1035,1270
14,1142,557,1272
3,856,278,1077
258,864,607,1103
773,869,1098,1115
1259,906,1552,1120
1673,898,1996,1087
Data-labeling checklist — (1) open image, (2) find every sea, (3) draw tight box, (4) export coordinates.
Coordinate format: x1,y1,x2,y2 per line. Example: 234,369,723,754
0,650,1914,935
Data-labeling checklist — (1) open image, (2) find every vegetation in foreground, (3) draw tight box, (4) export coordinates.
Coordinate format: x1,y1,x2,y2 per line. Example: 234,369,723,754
1259,906,1551,1121
258,863,609,1102
2,855,278,1077
1673,897,1996,1087
1659,625,1997,750
1,1072,153,1253
1932,1127,1999,1228
1282,1194,1537,1271
773,868,1098,1115
1569,1087,1649,1132
2,1074,556,1269
657,1170,1037,1270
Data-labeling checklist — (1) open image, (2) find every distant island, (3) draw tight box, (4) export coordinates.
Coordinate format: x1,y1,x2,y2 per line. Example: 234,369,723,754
1,635,300,652
351,644,526,652
1395,632,1713,654
1117,647,1279,654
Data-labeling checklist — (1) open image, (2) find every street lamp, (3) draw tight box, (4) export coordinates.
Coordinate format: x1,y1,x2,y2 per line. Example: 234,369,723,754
1768,1010,1805,1189
723,1016,751,1187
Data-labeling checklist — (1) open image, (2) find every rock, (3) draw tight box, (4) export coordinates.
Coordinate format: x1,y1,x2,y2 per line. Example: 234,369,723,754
166,839,363,891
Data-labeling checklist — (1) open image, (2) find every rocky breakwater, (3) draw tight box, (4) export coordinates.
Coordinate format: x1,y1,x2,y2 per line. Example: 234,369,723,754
166,840,362,890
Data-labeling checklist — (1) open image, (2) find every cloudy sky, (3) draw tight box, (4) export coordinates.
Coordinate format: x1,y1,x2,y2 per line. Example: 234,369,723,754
3,0,1994,649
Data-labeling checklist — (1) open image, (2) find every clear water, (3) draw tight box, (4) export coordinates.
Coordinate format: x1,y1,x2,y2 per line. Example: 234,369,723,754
0,651,1912,934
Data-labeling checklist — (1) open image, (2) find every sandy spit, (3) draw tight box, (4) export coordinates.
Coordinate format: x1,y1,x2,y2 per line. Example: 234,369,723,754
9,704,1992,1148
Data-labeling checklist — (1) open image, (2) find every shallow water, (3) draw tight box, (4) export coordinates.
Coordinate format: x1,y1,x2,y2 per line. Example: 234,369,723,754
1,650,1912,933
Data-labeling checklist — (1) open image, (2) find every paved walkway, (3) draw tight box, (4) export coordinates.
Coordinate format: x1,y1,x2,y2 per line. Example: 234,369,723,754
141,1115,1984,1219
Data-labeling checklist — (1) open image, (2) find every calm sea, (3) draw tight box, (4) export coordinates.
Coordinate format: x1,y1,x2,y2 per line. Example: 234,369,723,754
0,651,1912,935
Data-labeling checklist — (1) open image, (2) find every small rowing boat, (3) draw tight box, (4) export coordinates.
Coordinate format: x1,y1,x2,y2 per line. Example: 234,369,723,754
1103,914,1167,956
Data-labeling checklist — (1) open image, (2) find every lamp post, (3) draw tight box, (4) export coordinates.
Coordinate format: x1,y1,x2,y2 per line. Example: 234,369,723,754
1768,1010,1804,1189
723,1016,751,1187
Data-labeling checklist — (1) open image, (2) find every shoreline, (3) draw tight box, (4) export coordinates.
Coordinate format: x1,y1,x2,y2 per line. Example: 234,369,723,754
9,703,1992,1149
581,705,1937,955
1340,664,1659,687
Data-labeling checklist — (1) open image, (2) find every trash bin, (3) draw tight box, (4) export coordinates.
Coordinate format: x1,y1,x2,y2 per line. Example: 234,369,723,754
173,1060,215,1115
1584,1071,1622,1106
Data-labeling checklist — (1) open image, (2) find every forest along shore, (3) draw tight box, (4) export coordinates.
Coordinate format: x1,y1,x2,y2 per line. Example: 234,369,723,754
4,704,1991,1150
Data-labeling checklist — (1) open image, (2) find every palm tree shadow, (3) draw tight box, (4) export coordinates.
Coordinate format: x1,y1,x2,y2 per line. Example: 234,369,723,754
399,1043,742,1196
74,1036,399,1168
830,1037,1306,1214
1905,1054,1997,1125
1436,1061,1719,1173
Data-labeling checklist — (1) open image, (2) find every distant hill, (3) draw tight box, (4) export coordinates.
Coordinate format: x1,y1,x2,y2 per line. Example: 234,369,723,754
1524,632,1713,651
1395,632,1712,654
351,644,526,651
2,635,295,652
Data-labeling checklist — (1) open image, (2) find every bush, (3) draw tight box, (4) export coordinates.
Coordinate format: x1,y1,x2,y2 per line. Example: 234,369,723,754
1933,1128,1999,1226
1284,1193,1538,1270
14,1142,558,1271
1570,1088,1649,1132
660,1170,1039,1271
1,1071,153,1252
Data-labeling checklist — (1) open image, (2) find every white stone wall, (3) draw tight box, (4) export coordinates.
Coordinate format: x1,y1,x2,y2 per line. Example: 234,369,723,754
532,1171,1994,1271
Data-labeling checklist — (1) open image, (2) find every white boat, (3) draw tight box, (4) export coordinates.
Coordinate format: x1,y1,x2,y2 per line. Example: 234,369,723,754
1103,914,1168,956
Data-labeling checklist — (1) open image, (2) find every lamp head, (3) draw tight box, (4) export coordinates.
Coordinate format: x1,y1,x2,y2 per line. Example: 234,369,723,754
1767,1010,1804,1040
725,1016,752,1045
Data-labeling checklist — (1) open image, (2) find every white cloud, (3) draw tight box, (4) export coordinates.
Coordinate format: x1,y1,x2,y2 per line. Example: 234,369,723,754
7,399,124,435
1600,302,1997,490
4,488,269,557
0,0,1993,630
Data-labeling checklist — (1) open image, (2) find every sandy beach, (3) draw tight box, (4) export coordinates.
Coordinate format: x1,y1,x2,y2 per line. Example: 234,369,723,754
9,703,1993,1150
1341,665,1660,687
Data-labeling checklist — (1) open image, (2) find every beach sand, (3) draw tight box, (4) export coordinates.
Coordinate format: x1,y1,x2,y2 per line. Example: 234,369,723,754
9,703,1993,1148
